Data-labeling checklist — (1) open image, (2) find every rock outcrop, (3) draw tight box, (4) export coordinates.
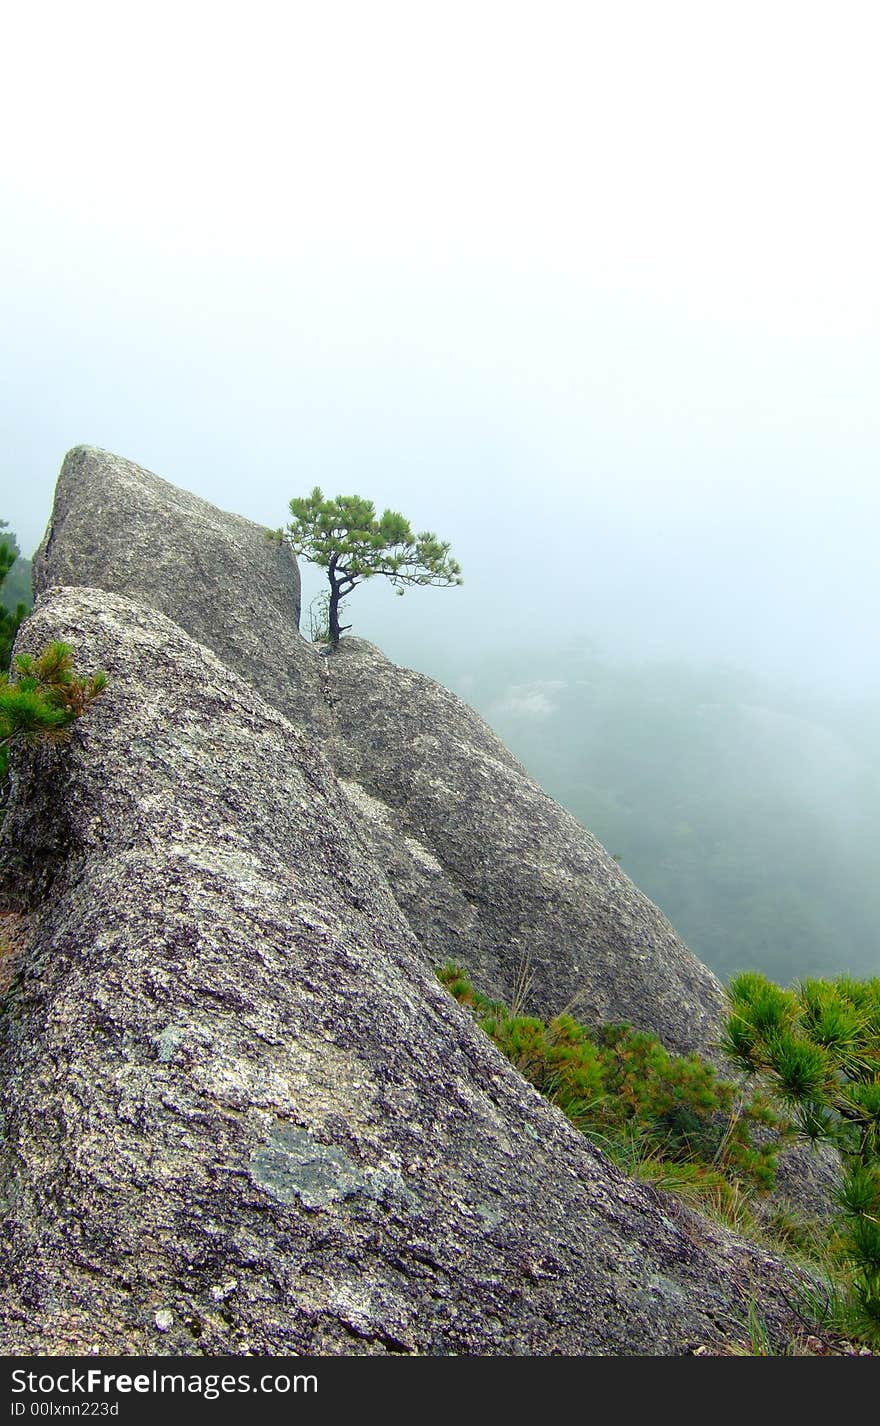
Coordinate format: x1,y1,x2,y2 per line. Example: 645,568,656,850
33,444,315,731
327,639,725,1050
0,586,813,1355
32,447,726,1055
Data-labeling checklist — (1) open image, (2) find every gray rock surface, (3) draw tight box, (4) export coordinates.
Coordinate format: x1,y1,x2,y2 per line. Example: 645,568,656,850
33,444,317,732
0,586,814,1355
327,638,726,1053
32,447,726,1055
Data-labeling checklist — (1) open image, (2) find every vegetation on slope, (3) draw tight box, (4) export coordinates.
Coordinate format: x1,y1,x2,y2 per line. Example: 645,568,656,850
438,963,879,1352
437,963,783,1210
723,971,880,1343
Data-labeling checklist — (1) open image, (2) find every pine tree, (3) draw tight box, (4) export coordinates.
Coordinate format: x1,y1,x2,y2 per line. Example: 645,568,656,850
280,488,462,647
722,971,880,1340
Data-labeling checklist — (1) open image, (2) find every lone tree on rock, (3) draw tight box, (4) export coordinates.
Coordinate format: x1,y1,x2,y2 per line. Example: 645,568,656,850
282,487,462,648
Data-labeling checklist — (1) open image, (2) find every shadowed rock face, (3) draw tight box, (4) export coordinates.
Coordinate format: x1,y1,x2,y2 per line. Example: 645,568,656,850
0,587,811,1355
31,447,726,1055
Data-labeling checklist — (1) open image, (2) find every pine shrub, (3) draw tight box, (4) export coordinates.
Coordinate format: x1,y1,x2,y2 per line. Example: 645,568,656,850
723,971,880,1343
436,963,784,1202
0,642,107,809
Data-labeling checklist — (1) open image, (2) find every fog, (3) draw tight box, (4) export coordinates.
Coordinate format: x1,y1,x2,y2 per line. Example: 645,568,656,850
1,4,878,980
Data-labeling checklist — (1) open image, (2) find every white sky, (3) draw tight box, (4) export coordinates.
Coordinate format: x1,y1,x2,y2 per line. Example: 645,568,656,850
2,1,878,689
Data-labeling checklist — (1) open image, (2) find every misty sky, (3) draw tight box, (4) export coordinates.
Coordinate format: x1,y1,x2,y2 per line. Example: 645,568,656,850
2,2,878,693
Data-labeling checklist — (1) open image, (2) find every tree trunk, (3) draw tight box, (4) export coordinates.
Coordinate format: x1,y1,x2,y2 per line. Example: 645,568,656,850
327,559,354,649
328,582,342,648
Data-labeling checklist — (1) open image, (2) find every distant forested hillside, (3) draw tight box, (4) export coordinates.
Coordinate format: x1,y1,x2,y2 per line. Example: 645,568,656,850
0,526,32,615
387,634,879,987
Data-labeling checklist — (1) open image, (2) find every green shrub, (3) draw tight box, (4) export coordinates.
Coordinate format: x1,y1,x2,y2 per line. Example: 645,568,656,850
723,971,880,1344
1,642,107,810
436,963,784,1204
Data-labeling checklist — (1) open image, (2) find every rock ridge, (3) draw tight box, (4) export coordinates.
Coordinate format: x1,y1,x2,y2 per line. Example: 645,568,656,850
0,585,812,1355
30,446,726,1055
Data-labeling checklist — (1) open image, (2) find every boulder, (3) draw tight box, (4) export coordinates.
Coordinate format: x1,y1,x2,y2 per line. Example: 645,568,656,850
32,447,725,1055
33,444,319,733
327,637,726,1052
0,586,812,1355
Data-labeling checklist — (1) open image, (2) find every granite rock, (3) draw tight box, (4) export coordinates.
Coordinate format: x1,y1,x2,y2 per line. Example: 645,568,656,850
0,586,814,1355
31,447,726,1055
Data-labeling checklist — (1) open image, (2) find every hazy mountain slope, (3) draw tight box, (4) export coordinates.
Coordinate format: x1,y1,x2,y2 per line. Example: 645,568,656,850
404,643,880,986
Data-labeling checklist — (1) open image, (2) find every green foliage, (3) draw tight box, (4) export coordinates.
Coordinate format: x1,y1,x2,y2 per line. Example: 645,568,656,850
0,537,15,586
0,522,28,672
440,962,878,1351
789,1272,863,1351
739,1300,776,1356
436,964,784,1206
0,555,32,618
282,487,462,647
724,971,880,1343
0,642,108,807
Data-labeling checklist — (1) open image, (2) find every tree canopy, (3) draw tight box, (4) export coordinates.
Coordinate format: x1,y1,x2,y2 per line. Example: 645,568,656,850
282,487,462,647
